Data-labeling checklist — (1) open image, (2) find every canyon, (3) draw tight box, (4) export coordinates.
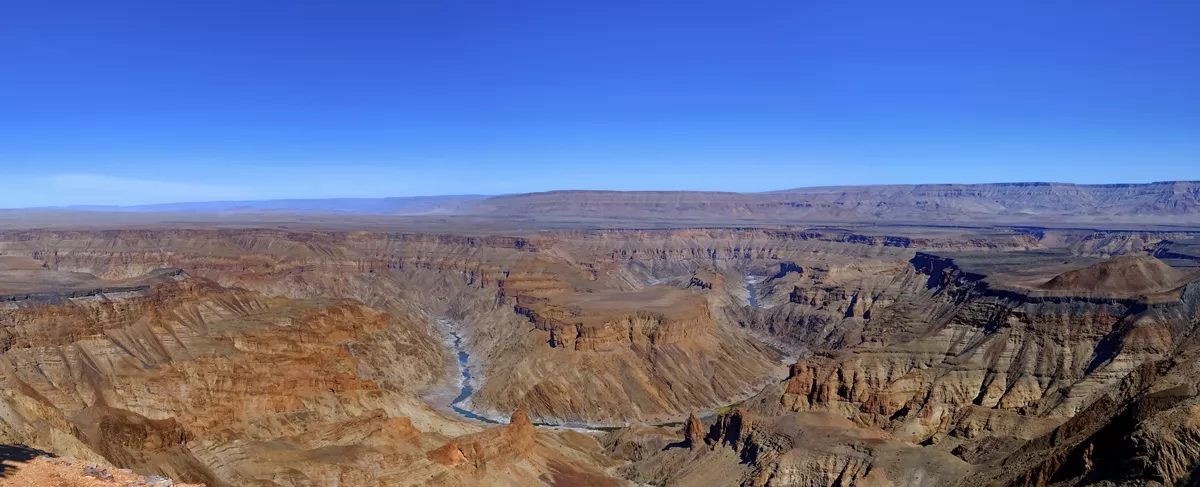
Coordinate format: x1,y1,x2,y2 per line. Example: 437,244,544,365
1,190,1200,486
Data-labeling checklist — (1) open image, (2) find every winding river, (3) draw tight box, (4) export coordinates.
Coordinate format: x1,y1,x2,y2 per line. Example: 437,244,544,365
438,275,771,428
439,318,498,424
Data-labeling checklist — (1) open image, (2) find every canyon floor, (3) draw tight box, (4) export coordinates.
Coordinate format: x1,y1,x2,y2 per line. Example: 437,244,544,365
1,209,1200,486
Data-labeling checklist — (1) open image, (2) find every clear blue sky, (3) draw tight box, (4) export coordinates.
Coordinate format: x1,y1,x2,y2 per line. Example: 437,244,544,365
2,1,1197,207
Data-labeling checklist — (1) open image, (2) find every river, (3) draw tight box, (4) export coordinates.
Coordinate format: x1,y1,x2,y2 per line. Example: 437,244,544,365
438,318,499,424
436,275,773,429
746,275,761,308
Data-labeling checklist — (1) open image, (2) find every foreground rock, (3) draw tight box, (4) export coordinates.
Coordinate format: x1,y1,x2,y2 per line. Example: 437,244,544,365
0,455,203,486
608,408,968,486
428,408,536,467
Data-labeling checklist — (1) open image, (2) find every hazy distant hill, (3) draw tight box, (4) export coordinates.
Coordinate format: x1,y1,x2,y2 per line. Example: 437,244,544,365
466,181,1200,225
32,182,1200,226
61,195,490,215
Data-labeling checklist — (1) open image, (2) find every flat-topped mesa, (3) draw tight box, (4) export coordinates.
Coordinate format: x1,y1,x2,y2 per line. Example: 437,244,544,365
572,312,697,351
428,408,537,467
0,268,189,306
912,251,1200,303
485,273,782,424
1154,239,1200,267
516,287,712,352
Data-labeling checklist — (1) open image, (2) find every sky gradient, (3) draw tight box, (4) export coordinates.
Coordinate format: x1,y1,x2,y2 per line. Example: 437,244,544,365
2,1,1198,207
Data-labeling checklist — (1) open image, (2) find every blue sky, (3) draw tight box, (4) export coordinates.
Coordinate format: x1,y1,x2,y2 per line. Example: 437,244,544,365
2,1,1198,207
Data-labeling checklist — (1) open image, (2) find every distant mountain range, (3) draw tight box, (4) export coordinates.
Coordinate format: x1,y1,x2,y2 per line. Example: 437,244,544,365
58,195,491,215
467,181,1200,224
35,181,1200,225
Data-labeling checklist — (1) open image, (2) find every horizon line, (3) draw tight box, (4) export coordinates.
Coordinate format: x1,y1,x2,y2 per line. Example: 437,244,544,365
11,179,1200,210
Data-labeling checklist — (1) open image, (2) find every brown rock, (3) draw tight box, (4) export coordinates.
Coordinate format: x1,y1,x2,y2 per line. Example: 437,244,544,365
428,440,468,467
0,456,204,487
429,408,537,468
682,412,704,448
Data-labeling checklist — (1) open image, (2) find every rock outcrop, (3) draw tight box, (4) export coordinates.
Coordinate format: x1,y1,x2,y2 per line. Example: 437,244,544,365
0,454,205,487
682,413,704,449
617,408,967,487
429,408,536,468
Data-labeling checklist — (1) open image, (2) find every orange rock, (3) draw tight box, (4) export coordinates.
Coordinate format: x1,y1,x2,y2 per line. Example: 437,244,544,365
682,413,704,448
428,408,537,468
428,440,467,467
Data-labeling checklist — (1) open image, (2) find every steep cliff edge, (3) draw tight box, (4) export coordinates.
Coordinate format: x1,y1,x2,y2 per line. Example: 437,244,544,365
960,346,1200,487
739,251,1200,481
476,276,785,425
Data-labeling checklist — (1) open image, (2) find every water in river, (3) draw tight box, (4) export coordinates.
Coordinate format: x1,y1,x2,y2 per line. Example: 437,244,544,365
439,319,498,424
746,275,761,308
436,277,770,428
